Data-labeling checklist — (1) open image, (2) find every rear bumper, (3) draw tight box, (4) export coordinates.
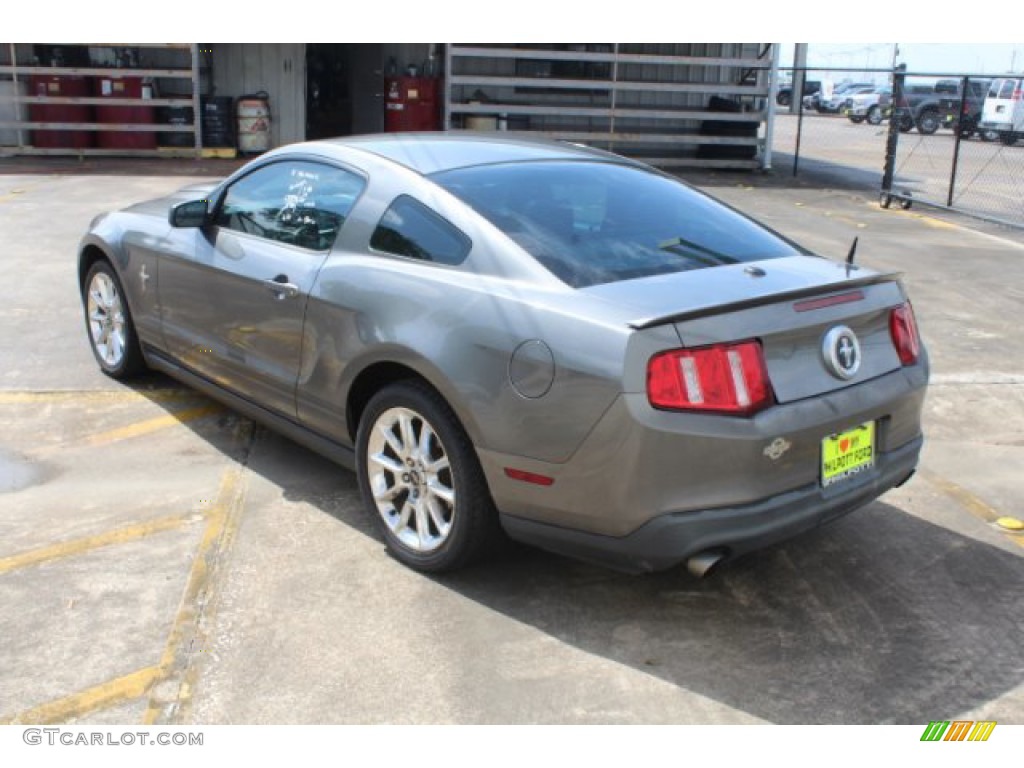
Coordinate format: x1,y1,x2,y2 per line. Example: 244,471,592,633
484,357,928,573
978,120,1013,131
500,435,922,573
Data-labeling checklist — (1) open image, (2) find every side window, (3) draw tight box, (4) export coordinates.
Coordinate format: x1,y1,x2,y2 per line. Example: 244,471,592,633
370,196,471,266
216,160,365,250
998,80,1015,99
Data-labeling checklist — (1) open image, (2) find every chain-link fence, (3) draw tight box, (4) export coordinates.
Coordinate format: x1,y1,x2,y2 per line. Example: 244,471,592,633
773,67,1024,227
772,67,893,185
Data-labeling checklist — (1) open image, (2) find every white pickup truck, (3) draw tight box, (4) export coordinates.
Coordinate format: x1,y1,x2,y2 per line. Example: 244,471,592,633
844,87,893,125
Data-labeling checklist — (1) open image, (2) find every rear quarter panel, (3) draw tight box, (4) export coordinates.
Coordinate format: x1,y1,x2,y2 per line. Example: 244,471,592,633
297,256,633,462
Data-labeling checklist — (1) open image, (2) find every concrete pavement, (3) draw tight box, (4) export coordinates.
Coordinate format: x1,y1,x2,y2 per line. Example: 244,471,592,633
0,157,1021,725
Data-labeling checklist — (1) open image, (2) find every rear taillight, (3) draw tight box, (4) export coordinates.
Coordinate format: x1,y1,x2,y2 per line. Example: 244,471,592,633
889,302,921,365
647,340,773,415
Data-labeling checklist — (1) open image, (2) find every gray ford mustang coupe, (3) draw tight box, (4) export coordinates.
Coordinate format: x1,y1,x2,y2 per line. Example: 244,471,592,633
78,133,928,576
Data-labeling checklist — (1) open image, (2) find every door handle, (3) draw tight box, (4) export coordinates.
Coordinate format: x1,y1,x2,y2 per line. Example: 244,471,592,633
263,275,299,300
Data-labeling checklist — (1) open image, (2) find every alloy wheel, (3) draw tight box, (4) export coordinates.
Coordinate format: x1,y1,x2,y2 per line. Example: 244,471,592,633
87,271,126,369
366,406,455,553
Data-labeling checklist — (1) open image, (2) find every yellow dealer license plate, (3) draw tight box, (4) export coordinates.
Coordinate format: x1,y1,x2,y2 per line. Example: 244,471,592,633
821,422,875,487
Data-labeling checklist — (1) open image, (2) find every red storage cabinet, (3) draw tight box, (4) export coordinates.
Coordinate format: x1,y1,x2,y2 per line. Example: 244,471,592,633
384,76,441,132
28,75,93,149
94,75,156,150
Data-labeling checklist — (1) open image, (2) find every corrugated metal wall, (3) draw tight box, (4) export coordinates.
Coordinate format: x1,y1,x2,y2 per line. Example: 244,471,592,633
0,44,34,66
208,44,432,146
212,43,306,147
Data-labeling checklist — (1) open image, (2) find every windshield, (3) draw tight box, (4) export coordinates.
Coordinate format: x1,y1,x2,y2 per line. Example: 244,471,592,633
432,161,801,287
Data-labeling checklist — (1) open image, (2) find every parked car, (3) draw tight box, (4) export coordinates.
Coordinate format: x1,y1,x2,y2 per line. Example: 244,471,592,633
816,82,876,113
802,83,855,112
777,79,821,107
78,133,928,577
978,77,1024,145
822,85,876,114
844,87,892,124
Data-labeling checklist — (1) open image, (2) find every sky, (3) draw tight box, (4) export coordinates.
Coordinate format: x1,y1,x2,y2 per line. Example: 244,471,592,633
7,0,1023,46
781,43,1024,76
5,1,1021,77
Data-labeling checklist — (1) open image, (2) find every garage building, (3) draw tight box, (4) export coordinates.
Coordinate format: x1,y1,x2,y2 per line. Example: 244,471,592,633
0,43,779,170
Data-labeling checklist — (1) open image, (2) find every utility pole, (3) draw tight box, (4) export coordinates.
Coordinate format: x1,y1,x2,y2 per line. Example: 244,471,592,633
791,43,808,115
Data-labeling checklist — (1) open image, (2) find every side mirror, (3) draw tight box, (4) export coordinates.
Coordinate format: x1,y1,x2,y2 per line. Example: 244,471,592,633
169,199,211,228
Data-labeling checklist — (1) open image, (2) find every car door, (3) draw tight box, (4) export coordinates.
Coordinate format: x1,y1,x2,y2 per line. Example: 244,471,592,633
983,78,1017,128
158,158,366,418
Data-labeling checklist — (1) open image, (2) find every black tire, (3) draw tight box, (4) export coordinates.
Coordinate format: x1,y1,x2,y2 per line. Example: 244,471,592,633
355,380,503,573
955,116,976,139
866,106,883,126
1000,132,1019,146
776,91,791,107
82,260,146,379
897,114,914,132
981,129,999,142
917,109,940,135
848,115,865,124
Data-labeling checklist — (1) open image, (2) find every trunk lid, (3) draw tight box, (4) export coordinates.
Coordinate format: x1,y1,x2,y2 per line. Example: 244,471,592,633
583,255,907,403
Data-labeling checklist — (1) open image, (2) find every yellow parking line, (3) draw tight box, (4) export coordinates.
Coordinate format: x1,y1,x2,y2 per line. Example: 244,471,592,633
23,403,223,459
0,189,30,204
0,512,204,576
82,404,222,447
2,665,162,725
0,388,196,404
922,469,1024,549
820,211,868,230
145,427,252,724
0,422,252,726
911,214,958,230
872,198,1024,246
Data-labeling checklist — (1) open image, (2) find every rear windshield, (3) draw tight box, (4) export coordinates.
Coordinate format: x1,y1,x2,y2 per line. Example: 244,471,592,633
991,79,1019,99
432,161,800,287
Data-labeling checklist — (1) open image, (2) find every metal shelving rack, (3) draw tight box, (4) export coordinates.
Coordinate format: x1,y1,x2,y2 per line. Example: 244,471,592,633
0,43,203,158
444,44,776,169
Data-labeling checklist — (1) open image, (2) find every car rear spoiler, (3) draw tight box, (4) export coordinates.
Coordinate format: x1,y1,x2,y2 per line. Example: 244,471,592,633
628,271,904,330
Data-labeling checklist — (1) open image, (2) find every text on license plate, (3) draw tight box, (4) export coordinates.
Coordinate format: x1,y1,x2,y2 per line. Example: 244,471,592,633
821,421,875,487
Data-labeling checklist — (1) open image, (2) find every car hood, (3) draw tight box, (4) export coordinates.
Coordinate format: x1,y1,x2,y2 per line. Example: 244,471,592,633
121,182,219,218
580,255,901,329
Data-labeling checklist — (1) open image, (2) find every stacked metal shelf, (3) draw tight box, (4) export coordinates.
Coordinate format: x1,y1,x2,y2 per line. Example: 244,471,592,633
444,43,776,169
0,43,202,158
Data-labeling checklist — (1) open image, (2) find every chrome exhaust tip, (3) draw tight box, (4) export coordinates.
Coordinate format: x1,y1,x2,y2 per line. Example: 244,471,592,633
686,550,726,579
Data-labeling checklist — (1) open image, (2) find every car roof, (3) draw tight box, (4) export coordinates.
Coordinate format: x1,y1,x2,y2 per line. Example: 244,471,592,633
313,132,635,176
